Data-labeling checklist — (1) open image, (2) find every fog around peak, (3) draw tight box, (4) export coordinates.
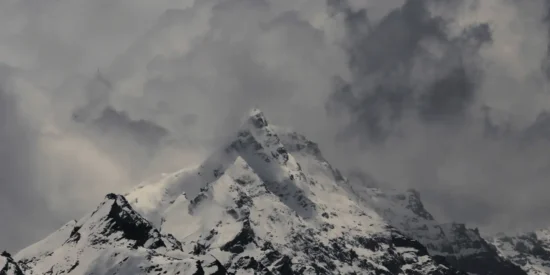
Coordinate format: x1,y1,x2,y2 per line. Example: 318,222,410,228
2,0,550,251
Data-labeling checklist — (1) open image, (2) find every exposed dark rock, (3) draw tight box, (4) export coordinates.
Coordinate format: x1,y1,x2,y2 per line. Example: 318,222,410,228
391,232,429,256
204,257,227,275
249,110,269,129
355,236,382,251
67,261,79,273
105,193,118,200
193,261,205,275
272,255,293,275
193,243,208,256
226,208,239,220
102,196,165,249
234,191,253,208
231,256,272,275
446,252,526,275
220,219,256,254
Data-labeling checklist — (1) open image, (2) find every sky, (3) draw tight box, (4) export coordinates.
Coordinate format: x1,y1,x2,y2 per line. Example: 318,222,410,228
2,0,550,251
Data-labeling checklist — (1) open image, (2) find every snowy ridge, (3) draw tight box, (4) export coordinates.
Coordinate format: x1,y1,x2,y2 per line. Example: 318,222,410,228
491,229,550,275
12,108,528,274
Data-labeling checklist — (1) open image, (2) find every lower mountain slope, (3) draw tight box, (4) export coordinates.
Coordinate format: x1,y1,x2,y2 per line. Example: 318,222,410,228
490,229,550,275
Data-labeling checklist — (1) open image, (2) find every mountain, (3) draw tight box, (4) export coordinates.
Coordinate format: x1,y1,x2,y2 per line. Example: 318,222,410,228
120,108,462,275
10,108,525,274
490,230,550,275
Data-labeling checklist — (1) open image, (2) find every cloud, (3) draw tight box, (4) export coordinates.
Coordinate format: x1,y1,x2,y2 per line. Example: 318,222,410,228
326,0,550,233
327,0,492,141
0,64,64,251
2,0,550,252
0,0,349,251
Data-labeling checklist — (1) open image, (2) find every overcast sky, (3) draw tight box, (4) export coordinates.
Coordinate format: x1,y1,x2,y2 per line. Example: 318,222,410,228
2,0,550,252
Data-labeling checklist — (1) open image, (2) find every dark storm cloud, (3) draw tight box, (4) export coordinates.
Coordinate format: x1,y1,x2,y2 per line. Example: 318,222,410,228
327,0,492,142
72,71,169,148
325,0,550,232
2,0,550,253
71,70,113,124
92,107,169,146
67,68,172,185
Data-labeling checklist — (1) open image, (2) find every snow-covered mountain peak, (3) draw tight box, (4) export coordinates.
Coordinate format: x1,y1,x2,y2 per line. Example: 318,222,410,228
232,110,303,185
126,108,315,227
12,109,528,274
92,110,466,274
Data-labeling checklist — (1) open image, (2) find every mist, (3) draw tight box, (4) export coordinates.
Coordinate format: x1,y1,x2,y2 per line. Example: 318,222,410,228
2,0,550,251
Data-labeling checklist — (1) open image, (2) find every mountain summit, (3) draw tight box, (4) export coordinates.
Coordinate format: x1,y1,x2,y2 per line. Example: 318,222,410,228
10,109,526,274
